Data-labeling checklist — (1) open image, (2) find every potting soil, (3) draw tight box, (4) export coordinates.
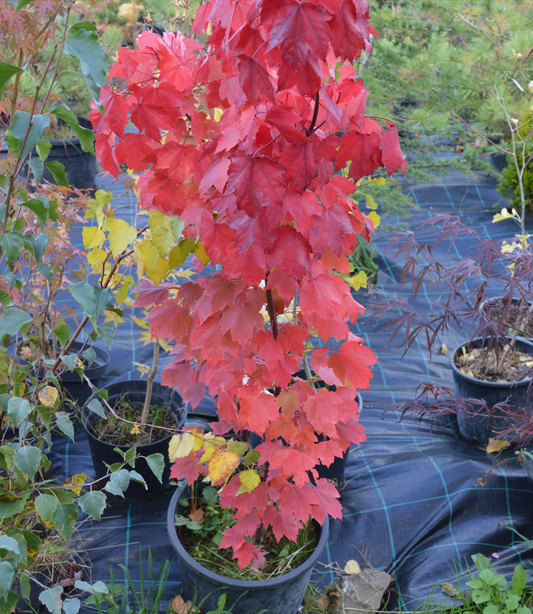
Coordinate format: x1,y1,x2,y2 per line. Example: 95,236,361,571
52,170,533,612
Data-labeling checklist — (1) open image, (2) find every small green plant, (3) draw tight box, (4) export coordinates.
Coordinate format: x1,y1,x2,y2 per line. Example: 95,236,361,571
463,554,531,614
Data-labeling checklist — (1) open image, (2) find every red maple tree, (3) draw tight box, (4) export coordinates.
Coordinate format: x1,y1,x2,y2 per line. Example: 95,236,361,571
92,0,405,569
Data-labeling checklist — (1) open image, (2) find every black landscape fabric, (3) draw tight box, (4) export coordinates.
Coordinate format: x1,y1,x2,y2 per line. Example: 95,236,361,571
51,171,533,612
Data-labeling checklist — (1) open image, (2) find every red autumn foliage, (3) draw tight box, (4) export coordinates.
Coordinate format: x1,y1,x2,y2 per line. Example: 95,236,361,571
93,0,405,569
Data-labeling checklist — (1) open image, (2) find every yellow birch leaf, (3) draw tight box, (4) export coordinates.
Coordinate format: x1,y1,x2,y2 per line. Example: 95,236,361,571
38,386,58,407
200,434,227,463
87,248,107,271
208,449,240,484
237,469,261,495
169,238,196,269
194,241,210,266
108,219,138,257
344,560,361,575
150,211,175,257
133,243,145,279
82,226,105,250
368,211,380,229
365,194,378,210
138,239,160,273
168,430,203,460
486,438,508,454
63,474,87,496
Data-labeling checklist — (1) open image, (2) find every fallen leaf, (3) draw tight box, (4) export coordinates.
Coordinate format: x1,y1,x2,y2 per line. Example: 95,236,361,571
486,439,508,454
188,504,205,523
344,559,361,575
440,343,449,355
171,595,198,614
130,424,141,435
491,552,500,559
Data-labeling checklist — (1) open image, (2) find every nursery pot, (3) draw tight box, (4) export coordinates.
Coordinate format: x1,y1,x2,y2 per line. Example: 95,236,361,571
40,137,96,190
167,483,329,614
451,337,533,446
82,380,186,502
58,341,110,409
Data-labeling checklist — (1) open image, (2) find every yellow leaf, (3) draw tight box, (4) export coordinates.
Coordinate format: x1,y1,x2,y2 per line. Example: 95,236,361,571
365,194,378,210
200,434,227,463
486,438,508,454
208,449,240,484
63,474,87,496
440,343,449,354
104,309,124,325
82,226,105,250
38,386,58,407
213,108,223,122
131,315,150,330
169,238,197,269
130,424,141,435
237,469,261,495
133,362,151,378
344,560,361,575
194,241,210,266
168,430,203,460
347,271,368,291
368,211,380,229
150,211,175,257
86,248,107,272
108,219,138,257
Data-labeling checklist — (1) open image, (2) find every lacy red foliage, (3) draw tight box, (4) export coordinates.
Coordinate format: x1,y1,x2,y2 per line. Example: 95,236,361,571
93,0,404,569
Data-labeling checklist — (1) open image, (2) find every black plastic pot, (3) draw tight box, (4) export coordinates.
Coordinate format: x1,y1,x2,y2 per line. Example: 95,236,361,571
82,380,186,502
41,137,96,190
451,337,533,445
59,341,110,409
167,484,329,614
315,392,363,487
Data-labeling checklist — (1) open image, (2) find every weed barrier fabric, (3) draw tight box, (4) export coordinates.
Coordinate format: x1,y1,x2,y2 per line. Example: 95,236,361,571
52,173,533,613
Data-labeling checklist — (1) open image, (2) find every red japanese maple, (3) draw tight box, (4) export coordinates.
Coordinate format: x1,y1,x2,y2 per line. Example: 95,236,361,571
93,0,405,569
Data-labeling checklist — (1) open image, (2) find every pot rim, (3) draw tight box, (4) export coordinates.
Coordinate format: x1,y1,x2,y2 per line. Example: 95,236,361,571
167,484,329,590
81,379,184,451
450,336,533,389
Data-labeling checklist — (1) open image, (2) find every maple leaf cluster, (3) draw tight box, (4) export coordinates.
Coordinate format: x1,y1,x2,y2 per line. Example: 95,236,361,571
92,0,405,569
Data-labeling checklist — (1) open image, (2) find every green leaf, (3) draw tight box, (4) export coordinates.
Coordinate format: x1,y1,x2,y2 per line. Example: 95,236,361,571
44,161,69,187
35,140,52,161
0,308,31,339
505,592,521,611
51,503,77,541
14,446,41,479
35,233,48,263
472,554,491,572
74,580,108,594
511,564,526,596
10,112,50,160
52,324,71,347
104,469,130,497
51,106,95,155
35,494,59,522
64,29,107,100
37,263,52,282
472,589,491,605
67,282,113,321
0,536,20,555
0,62,23,93
27,156,44,185
7,397,31,428
16,0,38,10
78,491,106,521
124,445,136,467
63,598,81,614
0,497,24,519
128,470,147,488
55,412,75,441
217,594,227,611
87,399,106,419
483,604,501,614
96,322,115,348
39,586,63,614
61,354,78,372
20,198,49,225
242,449,261,464
0,231,24,263
82,347,96,367
145,453,164,483
68,20,97,33
0,561,15,598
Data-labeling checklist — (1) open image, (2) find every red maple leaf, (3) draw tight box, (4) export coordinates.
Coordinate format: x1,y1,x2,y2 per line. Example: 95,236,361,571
279,483,319,524
147,301,189,342
309,203,354,256
99,86,129,137
238,55,275,106
114,133,156,172
310,479,343,523
329,0,370,62
225,154,286,216
268,226,311,284
169,450,203,484
133,280,171,307
381,121,407,176
95,132,120,178
328,340,378,389
336,129,382,182
282,142,318,190
220,298,264,346
266,107,310,144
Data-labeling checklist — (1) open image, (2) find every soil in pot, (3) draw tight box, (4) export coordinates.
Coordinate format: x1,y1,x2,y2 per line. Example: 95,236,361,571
167,483,329,614
82,380,186,502
454,342,533,382
175,484,319,582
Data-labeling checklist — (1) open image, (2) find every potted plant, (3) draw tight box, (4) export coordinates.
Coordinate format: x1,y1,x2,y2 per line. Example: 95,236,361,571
92,0,406,610
372,92,533,447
